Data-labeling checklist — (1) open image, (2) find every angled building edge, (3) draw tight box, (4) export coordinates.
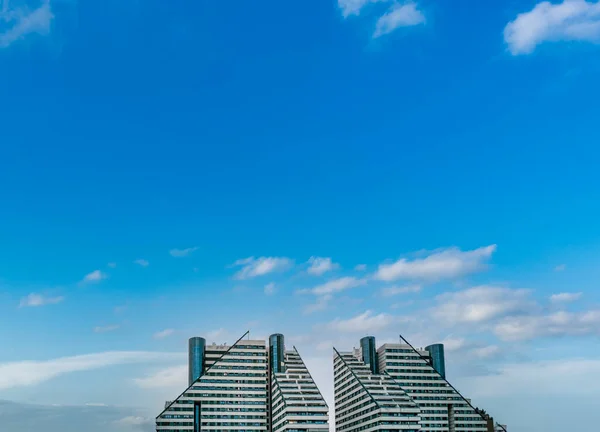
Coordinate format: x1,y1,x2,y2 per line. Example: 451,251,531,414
271,347,329,432
156,331,269,432
334,336,508,432
392,334,507,432
333,347,422,432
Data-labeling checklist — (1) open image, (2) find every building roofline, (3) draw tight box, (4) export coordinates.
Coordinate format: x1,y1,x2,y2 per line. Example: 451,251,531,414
293,345,329,409
397,333,507,432
155,330,250,420
332,346,381,411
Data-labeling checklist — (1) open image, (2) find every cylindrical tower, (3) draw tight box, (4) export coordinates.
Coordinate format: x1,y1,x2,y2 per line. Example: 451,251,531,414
425,343,446,379
360,336,378,374
269,333,285,374
188,337,206,386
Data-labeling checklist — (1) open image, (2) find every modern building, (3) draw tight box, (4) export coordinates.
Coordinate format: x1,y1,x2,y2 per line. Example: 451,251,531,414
156,332,328,432
334,348,422,432
424,344,445,379
334,336,507,432
188,337,206,386
271,345,329,432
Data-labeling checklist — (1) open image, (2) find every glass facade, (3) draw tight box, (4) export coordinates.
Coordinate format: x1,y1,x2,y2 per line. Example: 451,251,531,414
269,334,285,374
188,337,206,386
425,343,446,379
360,336,378,374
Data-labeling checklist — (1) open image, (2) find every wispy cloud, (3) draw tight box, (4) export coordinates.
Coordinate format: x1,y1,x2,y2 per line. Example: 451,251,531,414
134,259,149,267
231,256,293,279
433,286,533,324
19,293,64,308
465,358,600,398
338,0,385,17
107,262,117,268
264,282,276,295
0,351,183,390
442,336,469,352
301,277,366,295
375,245,496,282
300,277,366,313
133,365,187,389
93,325,120,334
205,328,228,342
0,0,53,49
304,294,333,314
504,0,600,55
550,292,583,303
153,329,175,339
380,285,422,297
114,416,153,427
326,310,395,333
373,2,425,38
471,345,501,359
495,309,600,341
307,257,340,276
354,264,367,271
82,270,107,284
169,247,199,258
555,264,567,272
338,0,425,37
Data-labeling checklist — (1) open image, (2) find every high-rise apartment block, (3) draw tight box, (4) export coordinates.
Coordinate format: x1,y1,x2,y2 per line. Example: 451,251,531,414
157,331,506,432
156,332,328,432
334,335,507,432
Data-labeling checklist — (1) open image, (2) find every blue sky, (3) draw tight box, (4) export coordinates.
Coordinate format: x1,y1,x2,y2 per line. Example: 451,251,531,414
2,0,600,431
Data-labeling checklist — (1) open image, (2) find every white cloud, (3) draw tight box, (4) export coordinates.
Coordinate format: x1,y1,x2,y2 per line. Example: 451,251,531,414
555,263,567,271
134,259,149,267
354,264,367,271
83,270,107,283
133,364,187,389
304,294,333,314
390,300,414,309
471,345,501,359
169,247,198,258
107,262,117,268
307,257,340,276
441,337,500,359
264,282,276,295
550,292,583,302
433,286,532,324
19,293,64,308
231,256,293,279
326,310,395,333
93,325,120,333
494,309,600,341
504,0,600,55
338,0,386,17
380,285,422,296
373,2,426,38
464,358,600,397
442,337,468,352
153,329,175,339
114,416,153,427
299,277,365,314
205,328,228,343
0,351,184,390
0,0,53,49
375,245,496,282
303,276,366,295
